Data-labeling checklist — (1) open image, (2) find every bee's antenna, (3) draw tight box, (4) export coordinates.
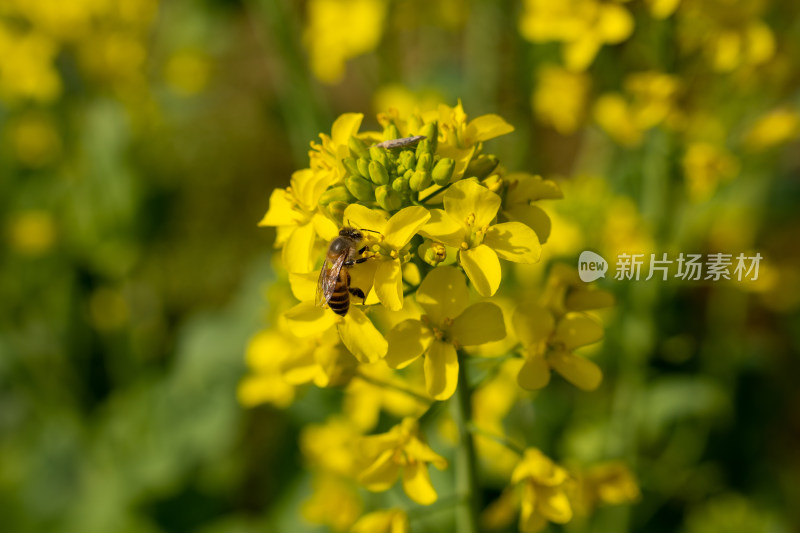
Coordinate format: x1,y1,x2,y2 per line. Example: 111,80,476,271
360,228,381,234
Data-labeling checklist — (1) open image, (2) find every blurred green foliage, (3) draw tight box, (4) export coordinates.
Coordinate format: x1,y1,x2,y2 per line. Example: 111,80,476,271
1,0,799,532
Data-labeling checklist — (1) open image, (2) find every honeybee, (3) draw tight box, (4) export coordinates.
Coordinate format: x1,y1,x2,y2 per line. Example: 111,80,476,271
374,135,426,149
316,228,370,316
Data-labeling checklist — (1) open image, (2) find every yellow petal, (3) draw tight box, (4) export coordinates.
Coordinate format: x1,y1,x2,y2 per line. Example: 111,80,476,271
361,449,401,492
405,437,448,470
424,340,459,400
549,349,602,391
384,206,431,249
289,271,319,302
350,256,380,305
284,301,338,337
245,329,291,369
280,345,321,385
504,205,552,244
466,114,514,143
536,485,573,524
597,4,634,43
374,259,404,311
402,461,438,505
418,209,465,248
517,352,551,390
506,173,563,202
519,481,546,533
312,212,339,241
481,488,518,531
564,35,601,72
450,302,506,346
484,222,542,263
416,266,469,323
343,203,388,234
385,319,434,369
291,168,329,211
444,179,501,228
282,221,316,273
553,313,604,349
361,432,401,459
314,344,358,387
460,245,501,297
338,307,388,363
352,510,409,533
512,303,555,347
258,188,304,226
331,113,364,145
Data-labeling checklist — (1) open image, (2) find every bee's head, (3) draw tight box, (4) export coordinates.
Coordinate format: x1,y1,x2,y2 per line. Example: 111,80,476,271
339,227,364,241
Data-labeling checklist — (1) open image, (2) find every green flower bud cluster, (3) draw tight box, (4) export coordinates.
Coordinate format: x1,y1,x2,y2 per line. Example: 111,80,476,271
319,121,464,216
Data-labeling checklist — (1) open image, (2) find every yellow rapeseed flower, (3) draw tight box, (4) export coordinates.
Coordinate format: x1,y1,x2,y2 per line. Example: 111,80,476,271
513,303,604,391
419,180,541,296
351,509,409,533
532,65,590,135
359,417,447,505
384,266,506,400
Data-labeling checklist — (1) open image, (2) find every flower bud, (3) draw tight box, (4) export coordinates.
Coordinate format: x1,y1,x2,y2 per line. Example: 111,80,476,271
419,241,447,266
432,157,455,185
465,154,499,179
415,139,431,159
383,123,400,142
392,176,409,193
420,122,438,153
403,169,415,181
369,145,389,168
375,185,402,211
348,136,370,160
399,150,416,171
342,157,360,177
368,160,390,185
346,175,375,201
409,169,431,191
319,185,355,206
356,158,371,179
416,153,432,172
482,174,503,193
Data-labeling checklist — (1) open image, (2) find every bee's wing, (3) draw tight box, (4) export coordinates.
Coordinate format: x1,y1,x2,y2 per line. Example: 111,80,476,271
316,253,347,307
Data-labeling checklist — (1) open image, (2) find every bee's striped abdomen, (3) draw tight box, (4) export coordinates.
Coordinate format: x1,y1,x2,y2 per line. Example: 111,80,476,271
327,270,350,316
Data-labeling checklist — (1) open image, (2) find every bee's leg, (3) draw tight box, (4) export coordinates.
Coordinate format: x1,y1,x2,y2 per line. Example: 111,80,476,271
344,257,370,266
348,287,366,304
358,246,368,254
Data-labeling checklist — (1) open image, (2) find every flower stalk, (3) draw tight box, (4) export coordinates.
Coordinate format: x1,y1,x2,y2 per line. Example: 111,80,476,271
453,353,480,533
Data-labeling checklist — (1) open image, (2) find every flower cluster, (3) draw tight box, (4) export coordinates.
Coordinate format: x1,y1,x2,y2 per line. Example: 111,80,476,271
244,103,638,531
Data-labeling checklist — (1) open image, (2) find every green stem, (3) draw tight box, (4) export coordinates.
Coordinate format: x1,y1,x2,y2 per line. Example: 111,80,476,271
354,371,431,405
453,356,480,533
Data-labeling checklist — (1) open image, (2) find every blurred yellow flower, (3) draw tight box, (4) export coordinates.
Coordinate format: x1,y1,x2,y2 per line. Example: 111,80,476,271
513,303,604,391
309,113,365,184
532,65,590,134
682,142,739,202
344,361,428,431
519,0,634,71
0,25,61,103
419,180,541,296
164,50,212,95
304,0,388,83
372,84,444,117
301,416,363,477
237,329,297,408
385,266,506,399
6,210,56,255
303,474,363,532
594,71,681,146
575,462,640,513
744,109,800,151
351,509,409,533
483,448,575,532
10,113,61,167
359,417,447,505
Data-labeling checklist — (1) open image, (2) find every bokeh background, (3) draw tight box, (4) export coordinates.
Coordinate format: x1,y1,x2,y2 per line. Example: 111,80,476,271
1,0,799,532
